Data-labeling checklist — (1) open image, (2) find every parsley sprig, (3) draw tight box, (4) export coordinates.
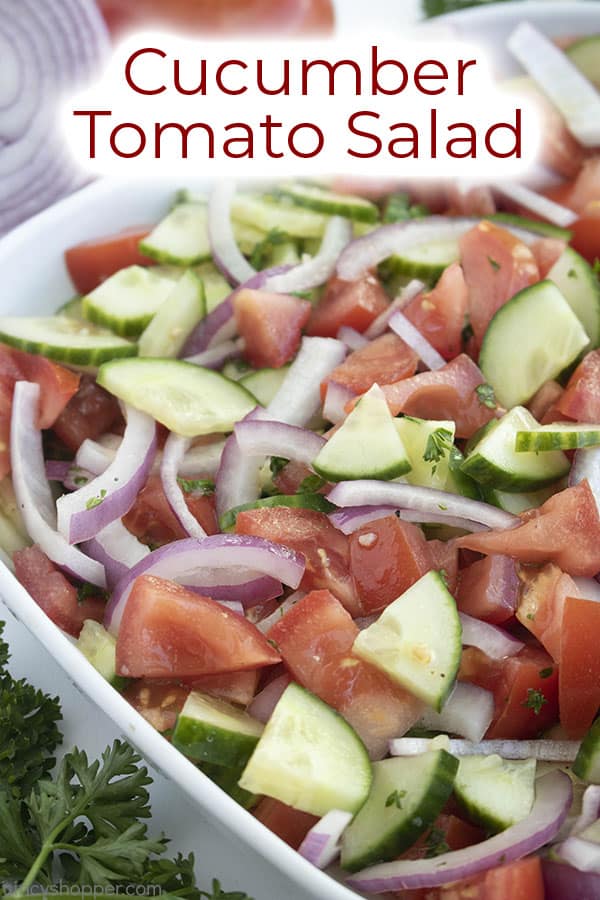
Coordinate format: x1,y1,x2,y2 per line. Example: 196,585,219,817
423,427,454,474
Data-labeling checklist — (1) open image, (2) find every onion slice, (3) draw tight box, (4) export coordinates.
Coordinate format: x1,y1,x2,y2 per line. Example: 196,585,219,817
184,339,242,370
459,612,524,659
492,181,578,228
329,505,398,534
299,810,354,869
336,326,369,351
417,682,494,744
161,433,206,539
347,771,572,892
556,836,600,873
247,673,291,723
264,216,353,294
234,420,325,465
10,381,105,587
267,336,347,426
104,534,305,634
82,519,149,589
365,279,424,339
208,181,256,285
323,381,356,425
215,407,269,520
389,310,446,370
57,405,157,545
328,481,519,531
570,786,600,836
390,738,579,762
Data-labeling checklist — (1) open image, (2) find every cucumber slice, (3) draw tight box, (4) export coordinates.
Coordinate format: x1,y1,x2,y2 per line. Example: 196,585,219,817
232,194,330,239
219,493,334,532
199,762,259,810
278,183,379,224
139,203,212,266
379,237,458,283
516,422,600,452
445,446,482,500
489,213,572,241
0,316,137,366
82,266,176,337
194,263,232,314
97,358,256,437
239,683,372,817
482,483,559,514
0,477,32,555
479,280,589,408
454,755,537,833
353,570,462,711
239,367,290,406
395,417,456,491
222,359,253,381
313,384,412,482
547,248,600,348
138,271,206,358
172,691,263,768
573,719,600,783
340,751,459,872
77,620,128,691
566,36,600,89
461,406,569,492
57,296,85,320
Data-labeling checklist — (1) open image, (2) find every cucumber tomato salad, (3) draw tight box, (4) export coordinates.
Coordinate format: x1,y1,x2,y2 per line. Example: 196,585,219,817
4,29,600,900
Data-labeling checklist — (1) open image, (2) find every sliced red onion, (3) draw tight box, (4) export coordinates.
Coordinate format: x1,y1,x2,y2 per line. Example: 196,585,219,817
336,326,369,351
329,505,398,534
299,810,354,869
398,509,488,532
217,599,245,616
543,859,600,900
184,339,242,370
389,310,446,371
570,786,600,837
364,279,425,339
255,589,305,633
389,738,579,762
45,460,71,481
247,673,291,723
556,836,600,873
347,771,572,892
264,216,352,294
186,573,282,607
10,381,105,587
570,449,600,512
63,466,95,493
508,22,600,148
215,407,269,520
82,519,150,589
267,336,347,427
56,405,157,545
104,534,305,634
492,181,578,228
459,612,524,659
182,439,227,478
208,181,256,285
336,217,541,282
328,481,519,531
161,434,206,540
234,420,325,466
417,682,494,744
323,381,356,425
75,438,116,476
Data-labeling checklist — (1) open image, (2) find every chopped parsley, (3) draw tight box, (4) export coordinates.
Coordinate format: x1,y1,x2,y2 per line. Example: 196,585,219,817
297,473,327,494
270,456,289,478
424,826,450,858
539,667,554,679
383,192,430,223
76,582,109,605
487,256,501,272
73,474,89,487
177,477,215,495
522,687,548,715
85,488,107,510
461,320,474,345
385,789,407,809
475,383,497,410
568,268,578,279
423,427,454,474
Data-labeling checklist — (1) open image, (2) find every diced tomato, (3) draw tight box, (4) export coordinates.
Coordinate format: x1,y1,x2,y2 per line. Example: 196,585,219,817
268,590,422,759
272,459,316,494
122,680,190,733
559,595,600,738
52,375,122,453
428,539,459,594
123,474,218,546
13,545,105,637
402,263,468,361
529,85,587,179
253,797,319,850
460,645,559,739
516,563,580,662
544,160,600,263
349,515,433,615
418,856,544,900
459,222,539,348
64,226,155,295
379,354,499,439
446,183,496,217
183,669,259,707
570,204,600,264
116,575,281,679
235,506,361,616
527,380,564,423
0,345,80,477
401,812,484,860
322,333,418,399
557,350,600,423
456,555,519,625
563,157,600,212
530,237,567,277
233,289,311,369
457,482,600,577
307,274,389,338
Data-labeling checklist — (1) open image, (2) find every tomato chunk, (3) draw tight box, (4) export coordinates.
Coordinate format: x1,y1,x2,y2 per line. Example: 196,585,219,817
322,333,418,399
13,545,105,637
349,515,433,615
421,856,544,900
123,474,218,547
307,274,389,338
559,595,600,738
459,221,539,348
52,375,122,453
253,797,318,850
268,589,422,759
557,349,600,423
428,538,459,594
234,289,311,369
530,238,567,278
116,575,281,679
516,563,580,662
64,226,154,295
401,812,484,860
456,555,519,625
122,680,190,733
458,482,600,577
183,669,259,707
235,506,360,616
527,380,564,423
379,354,499,439
403,262,468,361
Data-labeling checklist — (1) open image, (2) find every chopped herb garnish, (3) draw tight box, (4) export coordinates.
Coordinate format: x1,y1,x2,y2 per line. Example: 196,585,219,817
249,227,290,270
568,268,578,279
526,613,535,621
423,427,453,474
539,667,554,679
383,193,430,223
76,582,109,605
85,488,107,510
438,503,448,511
522,687,548,715
177,477,215,495
73,475,89,486
385,789,407,809
424,826,450,858
461,320,474,345
475,383,497,410
298,474,327,494
270,456,289,478
488,256,501,272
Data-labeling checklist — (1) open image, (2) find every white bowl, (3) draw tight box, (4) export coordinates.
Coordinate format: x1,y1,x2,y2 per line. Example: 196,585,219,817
1,4,600,898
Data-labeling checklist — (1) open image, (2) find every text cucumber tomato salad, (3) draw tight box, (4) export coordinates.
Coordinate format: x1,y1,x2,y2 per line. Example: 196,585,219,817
4,25,600,900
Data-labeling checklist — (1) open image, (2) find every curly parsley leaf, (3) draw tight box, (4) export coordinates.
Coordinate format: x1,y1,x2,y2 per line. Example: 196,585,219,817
522,688,548,716
475,383,497,410
201,879,254,900
423,427,454,474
